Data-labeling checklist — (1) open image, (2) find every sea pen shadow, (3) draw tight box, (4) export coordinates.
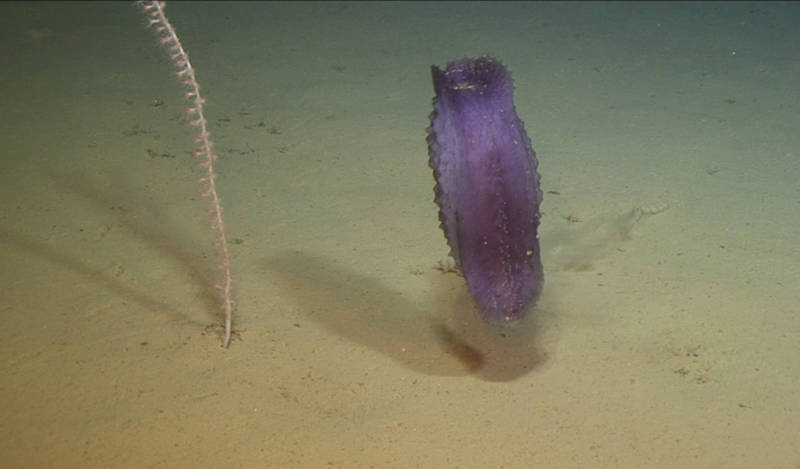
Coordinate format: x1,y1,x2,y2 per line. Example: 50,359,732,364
38,166,219,326
265,250,552,380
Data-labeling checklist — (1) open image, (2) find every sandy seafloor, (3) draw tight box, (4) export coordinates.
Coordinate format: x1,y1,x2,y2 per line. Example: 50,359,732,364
1,2,799,467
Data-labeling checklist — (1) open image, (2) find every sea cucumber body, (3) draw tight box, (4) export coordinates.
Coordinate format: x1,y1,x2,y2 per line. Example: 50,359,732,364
427,56,543,325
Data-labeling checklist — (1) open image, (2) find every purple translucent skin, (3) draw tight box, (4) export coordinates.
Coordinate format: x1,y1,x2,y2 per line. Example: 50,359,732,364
427,56,543,326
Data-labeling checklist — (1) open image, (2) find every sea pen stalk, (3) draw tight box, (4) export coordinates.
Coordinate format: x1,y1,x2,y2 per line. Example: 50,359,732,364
139,1,234,347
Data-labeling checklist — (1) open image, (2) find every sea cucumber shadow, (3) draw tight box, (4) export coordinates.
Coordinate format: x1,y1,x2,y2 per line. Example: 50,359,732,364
264,250,469,376
263,250,553,380
429,274,555,381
